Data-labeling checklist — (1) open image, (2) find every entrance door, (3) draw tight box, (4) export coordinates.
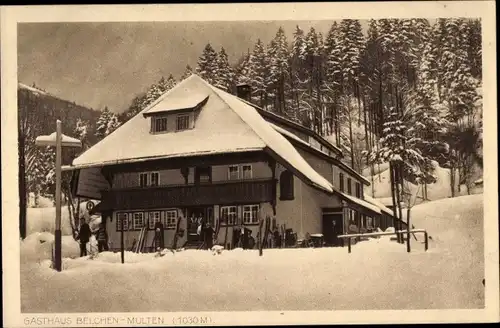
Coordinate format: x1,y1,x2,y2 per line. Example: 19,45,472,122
186,207,213,242
322,213,344,247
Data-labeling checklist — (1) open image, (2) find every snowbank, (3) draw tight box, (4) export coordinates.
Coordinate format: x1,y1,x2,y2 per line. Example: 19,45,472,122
26,202,100,236
20,195,484,312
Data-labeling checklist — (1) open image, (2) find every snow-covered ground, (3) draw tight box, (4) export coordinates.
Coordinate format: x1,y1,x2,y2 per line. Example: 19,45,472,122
20,194,484,312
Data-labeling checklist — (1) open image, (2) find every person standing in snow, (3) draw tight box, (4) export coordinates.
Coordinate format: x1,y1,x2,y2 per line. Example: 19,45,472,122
154,220,165,249
96,222,108,252
77,218,92,257
204,222,215,250
196,217,204,241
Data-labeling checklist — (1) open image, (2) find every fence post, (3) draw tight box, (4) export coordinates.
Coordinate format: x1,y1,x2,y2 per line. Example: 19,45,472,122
348,237,351,253
424,231,428,251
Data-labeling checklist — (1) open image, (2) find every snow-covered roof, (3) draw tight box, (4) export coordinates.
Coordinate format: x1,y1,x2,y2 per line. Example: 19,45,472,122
364,195,394,216
71,74,334,193
237,97,343,156
203,79,334,193
270,122,317,148
72,75,267,168
340,192,382,215
143,92,209,116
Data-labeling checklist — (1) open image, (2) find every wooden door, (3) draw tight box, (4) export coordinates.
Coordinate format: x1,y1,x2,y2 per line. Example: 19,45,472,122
322,213,344,247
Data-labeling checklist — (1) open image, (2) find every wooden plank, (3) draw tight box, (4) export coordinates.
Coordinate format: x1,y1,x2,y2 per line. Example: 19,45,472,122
338,229,427,239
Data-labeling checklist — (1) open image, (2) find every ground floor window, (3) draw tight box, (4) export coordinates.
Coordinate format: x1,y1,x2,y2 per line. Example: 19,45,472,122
116,213,129,231
133,212,144,230
116,209,179,231
220,206,237,226
149,211,161,229
242,205,259,224
165,210,178,229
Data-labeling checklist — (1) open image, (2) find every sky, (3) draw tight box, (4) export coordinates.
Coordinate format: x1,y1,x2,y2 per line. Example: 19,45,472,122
7,0,490,315
18,21,369,113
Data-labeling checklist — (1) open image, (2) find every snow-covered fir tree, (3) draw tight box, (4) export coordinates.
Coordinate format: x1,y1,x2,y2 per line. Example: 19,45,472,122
106,112,120,136
290,26,307,117
74,118,91,149
234,50,253,87
214,47,234,92
267,27,290,114
181,65,194,80
144,82,163,108
196,43,218,85
96,106,121,140
248,39,270,108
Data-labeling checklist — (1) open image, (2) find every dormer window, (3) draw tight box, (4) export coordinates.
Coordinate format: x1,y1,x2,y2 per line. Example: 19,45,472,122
152,116,168,133
176,114,190,131
143,94,209,134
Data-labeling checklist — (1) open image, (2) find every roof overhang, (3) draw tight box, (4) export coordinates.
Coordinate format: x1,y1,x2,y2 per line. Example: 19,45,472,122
142,95,209,117
64,147,265,172
335,190,383,218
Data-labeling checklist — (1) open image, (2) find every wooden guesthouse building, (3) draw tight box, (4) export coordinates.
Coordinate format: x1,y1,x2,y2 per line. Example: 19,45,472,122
69,74,397,251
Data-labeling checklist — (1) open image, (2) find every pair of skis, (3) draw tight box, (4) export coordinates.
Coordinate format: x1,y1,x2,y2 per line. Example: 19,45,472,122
258,216,272,255
133,226,148,253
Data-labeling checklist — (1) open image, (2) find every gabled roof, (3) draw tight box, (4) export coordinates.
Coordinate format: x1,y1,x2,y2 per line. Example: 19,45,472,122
71,74,334,193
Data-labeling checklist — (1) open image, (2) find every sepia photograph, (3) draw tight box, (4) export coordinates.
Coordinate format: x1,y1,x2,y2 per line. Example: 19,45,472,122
1,2,498,326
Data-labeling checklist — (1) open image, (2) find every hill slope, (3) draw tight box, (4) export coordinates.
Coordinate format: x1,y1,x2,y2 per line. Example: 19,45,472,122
364,162,483,203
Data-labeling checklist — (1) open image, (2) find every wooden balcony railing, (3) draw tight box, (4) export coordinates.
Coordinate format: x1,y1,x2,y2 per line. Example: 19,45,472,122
99,179,276,210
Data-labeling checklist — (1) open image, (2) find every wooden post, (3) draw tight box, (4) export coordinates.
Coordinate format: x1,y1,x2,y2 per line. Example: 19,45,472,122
348,237,351,253
54,120,62,272
120,216,125,263
424,231,428,251
258,218,264,256
268,159,277,216
406,207,411,252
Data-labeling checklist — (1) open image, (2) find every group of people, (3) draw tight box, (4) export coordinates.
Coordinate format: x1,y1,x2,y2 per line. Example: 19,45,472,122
196,220,215,250
76,218,109,257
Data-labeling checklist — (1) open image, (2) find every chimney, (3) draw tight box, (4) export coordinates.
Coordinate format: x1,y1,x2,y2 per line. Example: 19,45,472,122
236,83,251,102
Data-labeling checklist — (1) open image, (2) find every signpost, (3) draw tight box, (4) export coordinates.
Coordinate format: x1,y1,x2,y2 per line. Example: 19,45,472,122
35,120,82,272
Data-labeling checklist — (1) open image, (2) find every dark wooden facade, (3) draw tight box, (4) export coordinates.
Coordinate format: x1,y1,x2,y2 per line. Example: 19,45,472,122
99,178,275,210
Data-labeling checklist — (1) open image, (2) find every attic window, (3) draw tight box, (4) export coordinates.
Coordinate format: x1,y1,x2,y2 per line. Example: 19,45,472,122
176,114,190,131
152,116,168,133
